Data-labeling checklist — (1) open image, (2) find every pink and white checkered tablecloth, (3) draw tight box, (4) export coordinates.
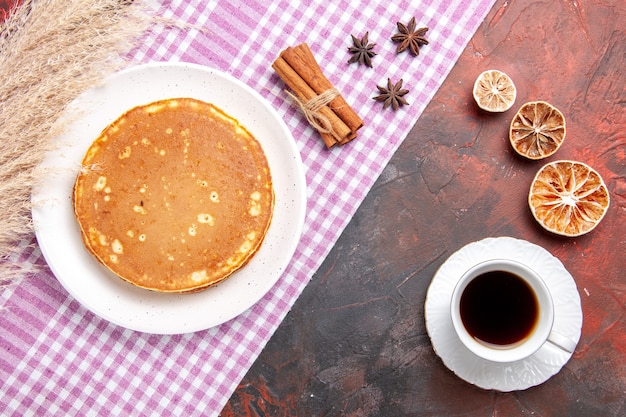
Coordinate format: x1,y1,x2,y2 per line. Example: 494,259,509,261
1,0,495,415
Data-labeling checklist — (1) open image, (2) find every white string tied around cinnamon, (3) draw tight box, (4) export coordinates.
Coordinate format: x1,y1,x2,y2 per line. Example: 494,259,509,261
286,88,339,135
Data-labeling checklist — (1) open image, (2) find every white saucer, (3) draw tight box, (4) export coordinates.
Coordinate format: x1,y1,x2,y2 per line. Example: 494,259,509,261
424,236,582,391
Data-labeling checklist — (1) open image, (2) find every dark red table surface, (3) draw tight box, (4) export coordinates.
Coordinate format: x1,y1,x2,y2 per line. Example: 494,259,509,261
0,0,16,21
222,0,625,416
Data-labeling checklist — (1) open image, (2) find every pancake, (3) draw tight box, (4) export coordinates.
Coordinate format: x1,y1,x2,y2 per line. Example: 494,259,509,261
73,98,274,293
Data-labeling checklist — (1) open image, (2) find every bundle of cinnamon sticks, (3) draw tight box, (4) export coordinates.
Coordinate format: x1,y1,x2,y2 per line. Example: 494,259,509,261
272,43,363,148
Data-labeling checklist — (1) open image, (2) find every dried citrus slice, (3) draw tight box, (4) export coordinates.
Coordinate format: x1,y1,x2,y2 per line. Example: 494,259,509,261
472,69,517,112
510,101,566,159
529,160,610,237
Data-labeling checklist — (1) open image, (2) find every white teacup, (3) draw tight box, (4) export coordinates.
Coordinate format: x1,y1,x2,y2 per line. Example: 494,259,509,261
450,259,577,362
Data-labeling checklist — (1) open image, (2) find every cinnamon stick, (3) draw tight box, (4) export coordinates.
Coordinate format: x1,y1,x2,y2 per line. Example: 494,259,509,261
273,43,363,147
272,56,350,147
281,44,363,137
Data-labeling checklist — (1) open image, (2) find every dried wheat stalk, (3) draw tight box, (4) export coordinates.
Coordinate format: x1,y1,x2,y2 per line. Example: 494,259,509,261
0,0,155,283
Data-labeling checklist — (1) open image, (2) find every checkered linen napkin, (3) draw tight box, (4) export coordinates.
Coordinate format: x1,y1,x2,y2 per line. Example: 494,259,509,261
0,0,495,415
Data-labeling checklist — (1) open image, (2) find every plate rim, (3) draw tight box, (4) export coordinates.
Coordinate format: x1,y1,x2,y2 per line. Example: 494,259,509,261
31,62,307,334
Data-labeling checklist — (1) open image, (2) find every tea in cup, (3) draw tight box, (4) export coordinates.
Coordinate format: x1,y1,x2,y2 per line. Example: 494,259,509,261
450,259,576,362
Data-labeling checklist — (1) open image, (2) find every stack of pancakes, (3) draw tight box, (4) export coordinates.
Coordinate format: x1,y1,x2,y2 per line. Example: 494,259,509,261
73,98,274,293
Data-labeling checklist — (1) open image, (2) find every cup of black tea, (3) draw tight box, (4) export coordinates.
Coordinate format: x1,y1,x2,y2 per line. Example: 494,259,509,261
450,259,576,362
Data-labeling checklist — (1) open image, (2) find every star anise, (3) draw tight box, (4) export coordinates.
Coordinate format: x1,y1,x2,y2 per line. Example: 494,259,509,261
391,17,429,56
348,32,377,67
373,78,409,111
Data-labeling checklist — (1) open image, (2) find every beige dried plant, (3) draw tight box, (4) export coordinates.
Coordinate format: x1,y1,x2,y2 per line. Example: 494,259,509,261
0,0,155,283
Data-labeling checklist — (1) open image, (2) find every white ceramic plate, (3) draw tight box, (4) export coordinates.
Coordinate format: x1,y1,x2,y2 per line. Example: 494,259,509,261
425,236,582,391
32,62,307,334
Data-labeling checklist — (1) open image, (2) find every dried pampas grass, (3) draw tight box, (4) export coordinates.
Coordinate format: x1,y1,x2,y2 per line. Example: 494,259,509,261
0,0,155,282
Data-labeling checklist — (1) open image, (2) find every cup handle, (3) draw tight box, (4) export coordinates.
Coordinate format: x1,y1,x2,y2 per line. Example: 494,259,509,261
547,330,578,353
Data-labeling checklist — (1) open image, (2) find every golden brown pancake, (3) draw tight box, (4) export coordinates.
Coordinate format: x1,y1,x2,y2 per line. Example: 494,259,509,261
73,98,274,293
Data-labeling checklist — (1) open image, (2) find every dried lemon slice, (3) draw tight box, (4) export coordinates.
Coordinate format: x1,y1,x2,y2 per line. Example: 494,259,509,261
529,160,610,237
510,101,566,159
472,69,517,112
